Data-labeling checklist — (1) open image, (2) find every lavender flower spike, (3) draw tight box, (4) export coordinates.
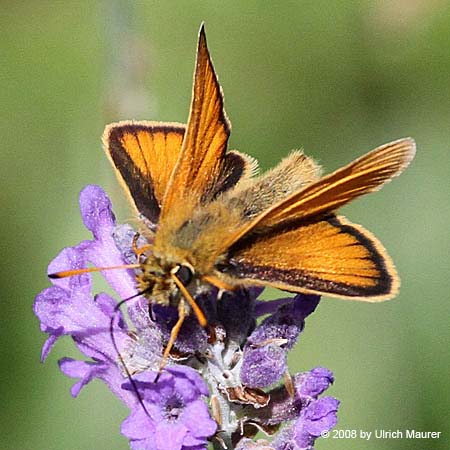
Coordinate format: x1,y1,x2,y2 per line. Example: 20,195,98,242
34,185,339,449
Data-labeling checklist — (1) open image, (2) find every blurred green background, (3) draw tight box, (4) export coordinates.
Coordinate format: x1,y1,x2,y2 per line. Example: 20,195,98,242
2,1,449,449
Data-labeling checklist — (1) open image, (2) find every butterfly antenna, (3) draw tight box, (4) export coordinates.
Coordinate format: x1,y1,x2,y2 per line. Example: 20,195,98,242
110,289,152,417
48,264,140,279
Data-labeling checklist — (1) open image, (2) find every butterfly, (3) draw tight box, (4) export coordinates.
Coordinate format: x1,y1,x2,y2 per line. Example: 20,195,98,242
52,24,415,367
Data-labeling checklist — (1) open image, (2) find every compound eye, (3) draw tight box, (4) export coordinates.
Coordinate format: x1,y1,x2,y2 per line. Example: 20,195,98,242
173,264,194,286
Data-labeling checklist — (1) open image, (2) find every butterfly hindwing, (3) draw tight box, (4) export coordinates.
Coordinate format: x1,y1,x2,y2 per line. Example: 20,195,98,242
220,215,398,300
103,121,185,226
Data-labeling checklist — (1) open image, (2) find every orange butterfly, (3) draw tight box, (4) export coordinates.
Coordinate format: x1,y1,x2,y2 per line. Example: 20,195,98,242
53,25,415,368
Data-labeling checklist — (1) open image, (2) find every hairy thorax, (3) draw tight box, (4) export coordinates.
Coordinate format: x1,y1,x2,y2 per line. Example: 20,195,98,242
153,201,243,272
136,201,241,308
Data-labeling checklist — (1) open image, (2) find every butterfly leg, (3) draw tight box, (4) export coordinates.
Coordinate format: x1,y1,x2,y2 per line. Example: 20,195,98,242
132,233,153,261
155,272,209,381
202,274,236,291
131,232,141,253
156,300,187,380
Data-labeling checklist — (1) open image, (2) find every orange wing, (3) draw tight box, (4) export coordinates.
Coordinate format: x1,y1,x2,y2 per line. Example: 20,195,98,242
219,138,416,250
104,119,250,228
158,24,231,228
253,138,416,228
103,121,185,226
220,215,398,300
216,138,416,300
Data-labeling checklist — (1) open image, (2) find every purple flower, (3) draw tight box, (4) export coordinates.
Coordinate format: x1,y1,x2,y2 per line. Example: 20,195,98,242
296,367,334,399
121,366,216,450
244,366,338,442
34,245,138,406
270,369,339,450
272,397,339,450
34,185,339,449
240,295,320,388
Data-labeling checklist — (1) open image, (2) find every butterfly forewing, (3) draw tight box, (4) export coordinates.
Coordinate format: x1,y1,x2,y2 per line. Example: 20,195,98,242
253,138,416,228
216,138,416,253
158,25,231,229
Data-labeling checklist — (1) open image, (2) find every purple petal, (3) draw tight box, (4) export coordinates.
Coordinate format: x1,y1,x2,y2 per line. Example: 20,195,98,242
35,286,100,334
124,371,173,401
79,186,147,326
291,396,340,448
254,297,292,317
83,235,139,308
296,367,334,398
182,399,217,437
94,292,126,330
302,397,340,436
47,245,91,293
124,369,160,385
292,294,321,319
34,286,78,332
59,358,106,397
248,295,319,351
122,407,156,439
154,421,188,450
182,434,208,446
59,356,137,408
79,185,115,239
272,426,300,450
122,367,215,448
40,334,58,361
130,438,158,450
35,285,130,362
240,295,320,388
169,366,210,397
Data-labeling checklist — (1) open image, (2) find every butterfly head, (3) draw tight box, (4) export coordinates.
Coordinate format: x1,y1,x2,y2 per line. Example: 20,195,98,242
136,255,196,307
